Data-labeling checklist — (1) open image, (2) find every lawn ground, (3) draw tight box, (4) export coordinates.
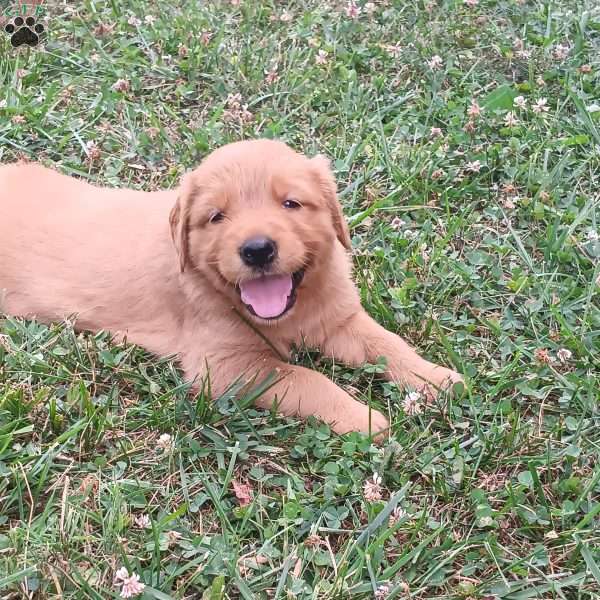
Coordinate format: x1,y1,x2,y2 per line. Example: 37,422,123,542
1,0,600,598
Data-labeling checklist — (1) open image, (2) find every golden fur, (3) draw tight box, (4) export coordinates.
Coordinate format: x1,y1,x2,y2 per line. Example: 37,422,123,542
0,140,462,436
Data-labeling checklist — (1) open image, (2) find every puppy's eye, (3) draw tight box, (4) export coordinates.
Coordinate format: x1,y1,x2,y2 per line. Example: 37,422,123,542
282,199,302,209
209,211,225,224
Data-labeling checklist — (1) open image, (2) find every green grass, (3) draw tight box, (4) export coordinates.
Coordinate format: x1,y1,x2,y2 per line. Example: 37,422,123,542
1,0,600,598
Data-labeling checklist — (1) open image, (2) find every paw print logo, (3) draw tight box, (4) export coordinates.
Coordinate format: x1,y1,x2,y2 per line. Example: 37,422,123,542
4,16,45,47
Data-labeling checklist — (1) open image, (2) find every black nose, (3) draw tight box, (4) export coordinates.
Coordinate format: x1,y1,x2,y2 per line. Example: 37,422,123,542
240,237,277,268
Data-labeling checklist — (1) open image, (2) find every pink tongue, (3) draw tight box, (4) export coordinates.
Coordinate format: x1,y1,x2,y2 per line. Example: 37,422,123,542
240,274,293,318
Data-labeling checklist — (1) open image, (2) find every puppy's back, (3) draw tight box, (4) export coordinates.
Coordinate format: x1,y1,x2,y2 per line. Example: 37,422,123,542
0,163,180,346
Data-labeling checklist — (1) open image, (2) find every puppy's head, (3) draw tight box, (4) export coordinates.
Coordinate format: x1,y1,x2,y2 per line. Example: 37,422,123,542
170,139,350,323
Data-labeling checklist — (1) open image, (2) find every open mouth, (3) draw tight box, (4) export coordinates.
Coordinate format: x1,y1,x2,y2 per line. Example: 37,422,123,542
238,270,304,320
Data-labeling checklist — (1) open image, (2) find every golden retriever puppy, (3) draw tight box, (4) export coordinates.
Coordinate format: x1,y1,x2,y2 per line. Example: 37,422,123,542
0,140,462,436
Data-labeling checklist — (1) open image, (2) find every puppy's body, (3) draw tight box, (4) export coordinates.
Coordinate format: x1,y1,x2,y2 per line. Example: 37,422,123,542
0,141,462,436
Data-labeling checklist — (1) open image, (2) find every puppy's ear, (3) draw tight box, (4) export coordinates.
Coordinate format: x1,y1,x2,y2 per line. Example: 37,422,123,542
310,154,352,250
170,174,194,273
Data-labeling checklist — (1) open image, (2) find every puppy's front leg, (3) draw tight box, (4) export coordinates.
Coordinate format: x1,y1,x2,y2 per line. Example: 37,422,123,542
183,350,389,437
254,362,389,437
321,311,463,396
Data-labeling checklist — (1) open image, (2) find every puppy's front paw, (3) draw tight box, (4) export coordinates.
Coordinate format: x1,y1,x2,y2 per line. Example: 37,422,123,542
333,404,389,440
431,365,464,389
405,362,464,399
